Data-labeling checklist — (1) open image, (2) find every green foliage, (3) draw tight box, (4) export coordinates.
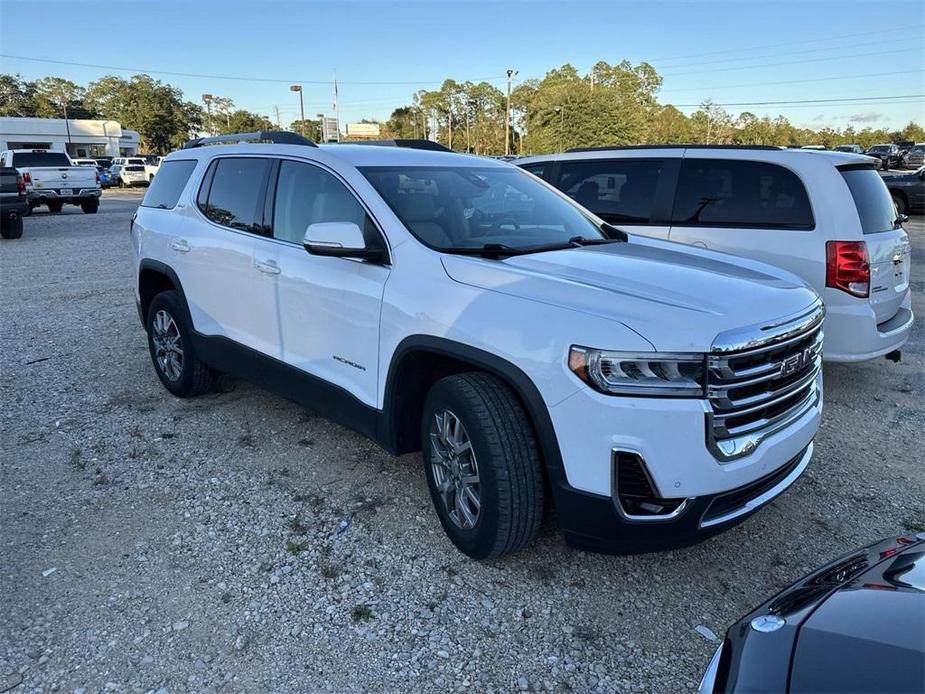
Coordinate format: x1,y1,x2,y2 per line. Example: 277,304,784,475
84,75,202,152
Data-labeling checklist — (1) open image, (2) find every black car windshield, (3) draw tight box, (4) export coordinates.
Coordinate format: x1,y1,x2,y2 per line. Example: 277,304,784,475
868,145,890,153
360,166,606,251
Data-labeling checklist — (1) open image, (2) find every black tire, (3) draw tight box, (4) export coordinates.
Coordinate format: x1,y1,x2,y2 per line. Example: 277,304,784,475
145,290,217,397
892,193,908,216
80,198,99,214
0,216,23,239
46,200,64,214
421,372,544,559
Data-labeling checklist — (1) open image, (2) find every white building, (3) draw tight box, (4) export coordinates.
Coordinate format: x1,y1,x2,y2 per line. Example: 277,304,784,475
0,117,140,158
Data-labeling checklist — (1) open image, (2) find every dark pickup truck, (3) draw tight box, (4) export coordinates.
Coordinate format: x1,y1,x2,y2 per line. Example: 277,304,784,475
0,166,27,239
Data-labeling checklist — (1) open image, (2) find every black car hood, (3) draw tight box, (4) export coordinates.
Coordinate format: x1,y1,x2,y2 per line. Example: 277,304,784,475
715,535,925,693
789,546,925,693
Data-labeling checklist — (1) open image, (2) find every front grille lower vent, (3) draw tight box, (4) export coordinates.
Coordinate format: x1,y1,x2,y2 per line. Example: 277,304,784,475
614,452,687,520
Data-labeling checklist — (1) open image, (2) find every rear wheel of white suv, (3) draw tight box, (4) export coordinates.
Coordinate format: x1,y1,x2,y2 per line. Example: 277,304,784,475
421,372,544,559
145,291,217,397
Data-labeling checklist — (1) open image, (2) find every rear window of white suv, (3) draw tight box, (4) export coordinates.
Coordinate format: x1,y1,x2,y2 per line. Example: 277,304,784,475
141,160,197,209
839,165,899,234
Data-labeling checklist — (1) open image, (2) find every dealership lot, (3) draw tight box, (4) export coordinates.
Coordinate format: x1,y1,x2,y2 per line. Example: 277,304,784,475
1,193,922,692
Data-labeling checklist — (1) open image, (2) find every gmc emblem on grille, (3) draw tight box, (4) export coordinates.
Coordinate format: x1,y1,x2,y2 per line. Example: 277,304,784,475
780,347,813,377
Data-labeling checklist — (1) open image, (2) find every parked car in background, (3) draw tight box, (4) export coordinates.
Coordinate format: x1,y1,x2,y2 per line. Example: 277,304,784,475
698,533,925,694
111,163,148,187
94,156,113,169
0,166,28,238
97,166,114,188
144,156,162,181
519,145,913,363
132,132,824,559
904,143,925,168
895,140,915,167
881,166,925,215
834,144,863,154
112,156,148,168
0,149,101,214
72,158,99,168
866,143,904,170
800,144,826,150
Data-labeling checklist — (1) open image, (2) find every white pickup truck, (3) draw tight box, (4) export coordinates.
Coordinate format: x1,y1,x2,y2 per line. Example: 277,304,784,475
0,149,101,214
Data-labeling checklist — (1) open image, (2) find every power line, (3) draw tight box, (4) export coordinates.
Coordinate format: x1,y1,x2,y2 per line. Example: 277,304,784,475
643,27,902,64
662,69,925,94
0,54,506,86
671,94,923,108
660,46,922,76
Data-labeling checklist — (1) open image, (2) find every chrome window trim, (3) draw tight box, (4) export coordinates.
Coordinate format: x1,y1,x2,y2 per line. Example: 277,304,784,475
711,300,824,355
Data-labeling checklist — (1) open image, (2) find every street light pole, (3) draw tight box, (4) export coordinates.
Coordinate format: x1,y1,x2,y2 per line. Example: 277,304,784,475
317,113,324,142
290,85,305,136
505,68,517,156
201,94,213,136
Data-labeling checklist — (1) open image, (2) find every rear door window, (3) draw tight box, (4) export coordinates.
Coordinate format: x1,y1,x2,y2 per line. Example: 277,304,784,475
557,159,663,223
197,157,270,233
141,160,197,209
671,159,814,229
839,165,899,234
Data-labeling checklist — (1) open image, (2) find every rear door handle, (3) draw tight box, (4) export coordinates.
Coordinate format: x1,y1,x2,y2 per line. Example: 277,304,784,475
255,259,280,275
170,239,190,253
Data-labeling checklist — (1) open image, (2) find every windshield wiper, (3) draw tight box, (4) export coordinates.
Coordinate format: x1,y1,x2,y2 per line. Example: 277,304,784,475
442,237,623,259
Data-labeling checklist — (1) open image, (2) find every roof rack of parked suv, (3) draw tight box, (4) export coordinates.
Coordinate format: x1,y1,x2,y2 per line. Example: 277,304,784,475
182,131,318,149
337,139,453,152
566,144,782,153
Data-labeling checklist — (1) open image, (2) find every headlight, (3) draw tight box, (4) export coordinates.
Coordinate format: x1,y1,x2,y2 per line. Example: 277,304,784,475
568,346,706,397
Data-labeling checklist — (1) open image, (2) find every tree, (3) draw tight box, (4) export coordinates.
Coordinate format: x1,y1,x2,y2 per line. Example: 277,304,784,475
289,119,323,141
0,74,35,117
220,110,274,134
85,75,202,152
31,77,95,119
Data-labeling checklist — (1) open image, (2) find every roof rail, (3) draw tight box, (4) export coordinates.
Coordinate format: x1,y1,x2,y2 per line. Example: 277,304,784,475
337,139,453,152
565,144,782,153
182,131,317,149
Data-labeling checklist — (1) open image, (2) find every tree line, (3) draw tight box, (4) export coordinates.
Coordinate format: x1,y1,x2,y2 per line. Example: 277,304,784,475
2,64,923,155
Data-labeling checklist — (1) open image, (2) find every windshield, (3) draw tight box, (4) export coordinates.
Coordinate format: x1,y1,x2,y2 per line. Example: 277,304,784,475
360,166,605,251
868,145,889,153
124,166,145,172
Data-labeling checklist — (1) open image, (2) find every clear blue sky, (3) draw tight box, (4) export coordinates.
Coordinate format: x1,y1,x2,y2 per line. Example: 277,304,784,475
1,0,923,130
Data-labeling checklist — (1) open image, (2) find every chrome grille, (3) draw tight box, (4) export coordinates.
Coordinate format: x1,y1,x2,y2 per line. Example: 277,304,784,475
707,303,823,461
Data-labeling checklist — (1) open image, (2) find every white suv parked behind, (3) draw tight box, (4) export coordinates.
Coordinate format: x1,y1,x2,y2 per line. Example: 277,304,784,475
518,146,913,363
132,133,823,559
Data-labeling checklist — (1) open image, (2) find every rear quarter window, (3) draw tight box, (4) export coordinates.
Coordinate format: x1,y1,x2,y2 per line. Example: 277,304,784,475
671,159,814,229
839,166,899,234
141,160,197,209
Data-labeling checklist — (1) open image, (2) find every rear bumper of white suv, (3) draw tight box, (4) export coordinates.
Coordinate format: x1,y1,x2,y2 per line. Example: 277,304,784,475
823,294,913,362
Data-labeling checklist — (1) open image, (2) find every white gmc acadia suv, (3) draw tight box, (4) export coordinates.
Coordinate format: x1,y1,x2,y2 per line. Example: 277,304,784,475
518,146,913,363
132,133,823,559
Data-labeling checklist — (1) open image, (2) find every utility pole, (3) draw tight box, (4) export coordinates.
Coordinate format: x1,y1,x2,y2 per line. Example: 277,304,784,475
202,94,213,135
62,100,72,155
290,85,305,136
317,113,324,142
274,106,281,129
505,68,517,156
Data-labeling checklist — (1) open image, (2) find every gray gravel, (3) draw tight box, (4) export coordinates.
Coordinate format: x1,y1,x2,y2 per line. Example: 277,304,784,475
1,192,923,693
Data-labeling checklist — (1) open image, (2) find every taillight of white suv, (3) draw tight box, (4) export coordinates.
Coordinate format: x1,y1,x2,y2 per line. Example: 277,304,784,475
826,240,870,298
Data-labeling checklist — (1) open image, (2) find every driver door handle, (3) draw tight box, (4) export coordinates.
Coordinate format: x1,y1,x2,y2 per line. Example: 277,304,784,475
255,259,280,275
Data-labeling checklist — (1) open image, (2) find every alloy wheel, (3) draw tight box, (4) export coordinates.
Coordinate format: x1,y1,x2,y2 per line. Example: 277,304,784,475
152,309,184,381
429,409,481,529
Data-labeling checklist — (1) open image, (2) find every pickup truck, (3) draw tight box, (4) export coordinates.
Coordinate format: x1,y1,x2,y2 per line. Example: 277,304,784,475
0,149,101,214
0,166,27,239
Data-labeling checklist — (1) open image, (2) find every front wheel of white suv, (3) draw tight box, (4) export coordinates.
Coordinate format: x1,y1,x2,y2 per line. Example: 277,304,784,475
145,290,217,397
421,372,544,559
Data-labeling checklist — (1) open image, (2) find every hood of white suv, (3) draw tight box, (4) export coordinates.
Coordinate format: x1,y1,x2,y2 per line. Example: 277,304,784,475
441,238,819,352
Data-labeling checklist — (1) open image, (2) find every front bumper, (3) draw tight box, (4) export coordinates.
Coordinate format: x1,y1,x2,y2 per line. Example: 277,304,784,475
545,372,821,553
822,294,913,362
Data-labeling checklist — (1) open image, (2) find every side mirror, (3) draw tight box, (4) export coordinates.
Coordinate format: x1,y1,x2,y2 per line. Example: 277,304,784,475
302,222,385,262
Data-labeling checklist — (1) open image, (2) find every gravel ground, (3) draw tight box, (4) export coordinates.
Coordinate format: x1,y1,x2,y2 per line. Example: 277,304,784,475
1,192,923,693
